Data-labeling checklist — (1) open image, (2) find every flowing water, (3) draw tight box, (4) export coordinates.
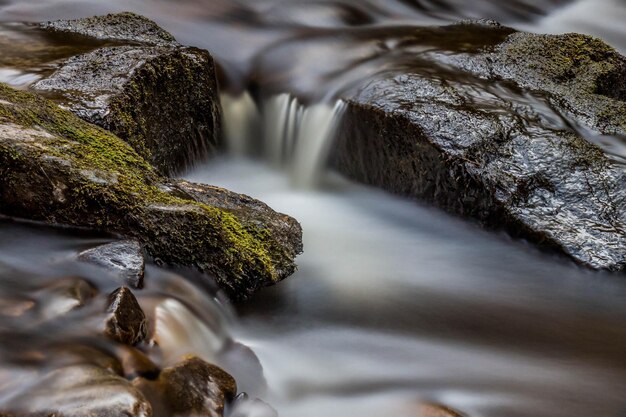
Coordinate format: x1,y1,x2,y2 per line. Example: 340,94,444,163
1,1,626,416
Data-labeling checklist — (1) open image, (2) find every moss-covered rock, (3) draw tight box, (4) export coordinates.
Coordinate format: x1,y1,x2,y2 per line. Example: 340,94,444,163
331,22,626,271
32,13,220,175
40,12,177,46
0,83,302,300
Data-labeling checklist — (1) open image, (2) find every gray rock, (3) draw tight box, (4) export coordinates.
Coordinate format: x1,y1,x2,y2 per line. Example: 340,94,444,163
0,83,302,301
32,42,221,176
78,240,145,289
133,356,236,417
40,12,177,46
105,287,148,346
332,22,626,271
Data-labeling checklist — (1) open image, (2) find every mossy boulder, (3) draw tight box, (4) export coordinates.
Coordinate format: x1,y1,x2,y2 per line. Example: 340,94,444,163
0,83,302,300
32,13,220,176
40,12,177,46
332,22,626,271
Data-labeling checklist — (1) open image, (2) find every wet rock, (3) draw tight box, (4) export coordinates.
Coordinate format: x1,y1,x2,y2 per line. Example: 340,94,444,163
0,84,302,300
78,239,145,289
105,287,148,346
133,355,236,417
334,22,626,271
1,364,152,417
40,12,177,46
34,13,220,175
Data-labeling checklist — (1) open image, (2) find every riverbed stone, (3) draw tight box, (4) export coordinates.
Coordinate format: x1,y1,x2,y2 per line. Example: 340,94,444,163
133,356,237,417
105,287,148,346
1,364,152,417
0,83,302,300
78,239,145,289
333,22,626,271
33,13,221,175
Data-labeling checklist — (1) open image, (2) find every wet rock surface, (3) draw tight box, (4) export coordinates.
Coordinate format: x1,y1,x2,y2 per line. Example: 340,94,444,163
1,364,152,417
33,13,221,175
333,22,626,271
40,12,177,46
0,83,303,300
78,240,145,289
133,356,237,417
105,287,148,346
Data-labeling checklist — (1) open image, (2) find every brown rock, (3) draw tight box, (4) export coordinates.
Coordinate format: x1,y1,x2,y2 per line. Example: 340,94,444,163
104,286,148,346
133,356,237,417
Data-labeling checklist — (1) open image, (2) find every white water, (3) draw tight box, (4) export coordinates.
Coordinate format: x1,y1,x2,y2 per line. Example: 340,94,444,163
181,96,626,417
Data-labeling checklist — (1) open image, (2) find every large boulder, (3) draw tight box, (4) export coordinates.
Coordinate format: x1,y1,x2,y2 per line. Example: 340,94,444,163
33,13,221,175
0,83,302,300
332,22,626,271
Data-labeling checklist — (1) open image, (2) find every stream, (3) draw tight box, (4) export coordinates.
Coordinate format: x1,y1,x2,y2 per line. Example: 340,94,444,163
1,1,626,416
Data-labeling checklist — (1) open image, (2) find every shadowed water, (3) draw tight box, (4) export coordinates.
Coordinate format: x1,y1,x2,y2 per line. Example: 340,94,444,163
1,1,626,416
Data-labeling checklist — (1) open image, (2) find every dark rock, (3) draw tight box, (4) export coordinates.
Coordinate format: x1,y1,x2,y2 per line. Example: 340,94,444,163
333,22,626,271
133,355,237,417
78,239,145,289
0,84,302,300
105,287,148,346
33,41,221,175
1,364,152,417
40,12,177,46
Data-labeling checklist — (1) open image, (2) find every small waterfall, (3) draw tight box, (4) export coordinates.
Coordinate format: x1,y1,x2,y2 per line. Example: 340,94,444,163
221,92,346,187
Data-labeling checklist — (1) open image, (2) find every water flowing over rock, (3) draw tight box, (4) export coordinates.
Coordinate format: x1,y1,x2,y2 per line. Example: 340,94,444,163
78,240,145,289
332,22,626,271
0,83,303,300
1,364,152,417
33,13,221,175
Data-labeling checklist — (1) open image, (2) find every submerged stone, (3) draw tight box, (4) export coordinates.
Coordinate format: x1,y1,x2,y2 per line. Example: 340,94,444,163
333,22,626,271
105,287,148,346
133,356,237,417
1,364,152,417
33,13,220,175
78,239,145,289
0,83,302,300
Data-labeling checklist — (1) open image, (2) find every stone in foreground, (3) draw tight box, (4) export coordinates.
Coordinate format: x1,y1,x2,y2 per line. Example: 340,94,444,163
0,83,302,300
78,239,145,289
333,22,626,271
34,13,221,175
1,365,152,417
133,356,236,417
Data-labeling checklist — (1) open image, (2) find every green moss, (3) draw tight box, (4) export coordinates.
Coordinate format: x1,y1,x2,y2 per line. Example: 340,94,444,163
0,83,279,286
504,33,621,91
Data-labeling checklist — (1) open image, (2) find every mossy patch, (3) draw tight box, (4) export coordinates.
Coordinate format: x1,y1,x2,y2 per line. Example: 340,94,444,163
0,83,289,297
